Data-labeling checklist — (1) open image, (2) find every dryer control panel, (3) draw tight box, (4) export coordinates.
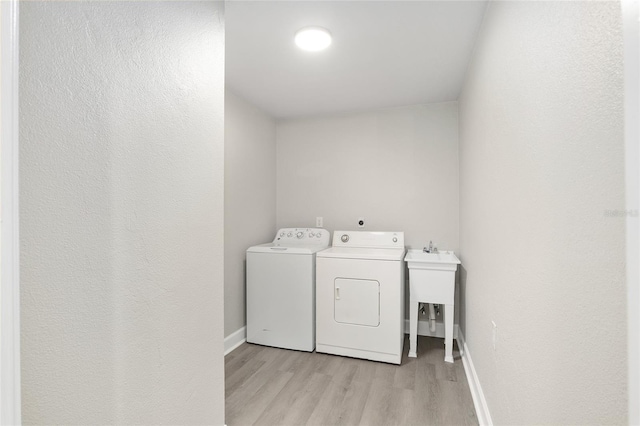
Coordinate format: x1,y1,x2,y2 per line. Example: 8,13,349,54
273,228,330,247
331,231,405,249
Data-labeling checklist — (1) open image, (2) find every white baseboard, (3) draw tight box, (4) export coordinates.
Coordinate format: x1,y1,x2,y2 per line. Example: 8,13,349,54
224,326,246,356
403,319,459,339
228,321,457,355
458,330,493,426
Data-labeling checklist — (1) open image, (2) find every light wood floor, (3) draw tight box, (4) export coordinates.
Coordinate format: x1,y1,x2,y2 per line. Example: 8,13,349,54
225,335,478,426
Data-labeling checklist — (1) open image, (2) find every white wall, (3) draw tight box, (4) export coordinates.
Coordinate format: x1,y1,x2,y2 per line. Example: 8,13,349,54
277,104,459,324
277,103,459,252
225,91,276,337
459,1,626,424
19,3,225,424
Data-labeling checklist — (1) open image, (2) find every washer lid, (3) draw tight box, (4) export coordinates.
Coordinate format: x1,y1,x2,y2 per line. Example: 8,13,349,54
247,243,322,255
316,247,406,261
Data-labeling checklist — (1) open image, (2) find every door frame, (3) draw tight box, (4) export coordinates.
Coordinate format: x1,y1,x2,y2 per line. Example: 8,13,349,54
623,0,640,423
0,0,21,424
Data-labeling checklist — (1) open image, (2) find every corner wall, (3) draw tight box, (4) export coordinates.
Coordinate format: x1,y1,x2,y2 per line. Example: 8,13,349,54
224,91,277,337
19,3,225,423
459,1,626,423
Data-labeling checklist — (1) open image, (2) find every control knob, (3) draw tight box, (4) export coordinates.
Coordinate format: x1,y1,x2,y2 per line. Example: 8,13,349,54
296,231,304,239
341,234,349,243
287,232,292,237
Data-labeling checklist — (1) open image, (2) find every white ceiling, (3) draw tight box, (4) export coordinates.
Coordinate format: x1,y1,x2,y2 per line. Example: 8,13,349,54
225,1,488,119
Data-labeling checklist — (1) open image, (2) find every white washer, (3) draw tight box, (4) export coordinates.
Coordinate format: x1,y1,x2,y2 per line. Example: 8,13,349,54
246,228,329,352
316,231,406,364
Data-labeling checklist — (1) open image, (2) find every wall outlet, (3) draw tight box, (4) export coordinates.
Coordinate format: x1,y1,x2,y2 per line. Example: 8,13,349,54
357,217,365,228
492,320,497,350
316,217,323,227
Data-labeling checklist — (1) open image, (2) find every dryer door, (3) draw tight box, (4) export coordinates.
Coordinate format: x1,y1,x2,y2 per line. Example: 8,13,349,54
334,278,380,326
316,256,405,364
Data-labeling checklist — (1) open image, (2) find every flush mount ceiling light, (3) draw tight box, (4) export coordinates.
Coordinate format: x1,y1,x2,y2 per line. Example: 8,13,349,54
294,27,332,52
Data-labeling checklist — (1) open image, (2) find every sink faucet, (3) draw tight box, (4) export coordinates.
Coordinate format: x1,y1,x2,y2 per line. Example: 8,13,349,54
424,241,433,253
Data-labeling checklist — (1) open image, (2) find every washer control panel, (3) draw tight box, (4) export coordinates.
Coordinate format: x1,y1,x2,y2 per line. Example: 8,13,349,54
274,228,330,246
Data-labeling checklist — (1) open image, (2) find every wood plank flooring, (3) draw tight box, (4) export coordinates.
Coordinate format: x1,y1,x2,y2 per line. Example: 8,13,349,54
225,335,478,426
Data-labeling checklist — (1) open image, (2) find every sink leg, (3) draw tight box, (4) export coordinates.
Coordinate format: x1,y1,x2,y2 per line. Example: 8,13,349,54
444,303,454,363
409,300,418,358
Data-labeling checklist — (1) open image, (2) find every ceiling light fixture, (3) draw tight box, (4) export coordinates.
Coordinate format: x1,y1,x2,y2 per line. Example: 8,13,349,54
294,27,332,52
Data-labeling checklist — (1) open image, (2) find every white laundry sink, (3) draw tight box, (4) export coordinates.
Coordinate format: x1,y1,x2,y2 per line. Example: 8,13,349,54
404,250,461,271
405,249,460,363
405,250,460,302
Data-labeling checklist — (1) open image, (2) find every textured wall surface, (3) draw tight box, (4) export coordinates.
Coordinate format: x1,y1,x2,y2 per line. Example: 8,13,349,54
459,1,626,424
20,2,226,424
277,104,459,323
277,103,459,251
224,91,276,336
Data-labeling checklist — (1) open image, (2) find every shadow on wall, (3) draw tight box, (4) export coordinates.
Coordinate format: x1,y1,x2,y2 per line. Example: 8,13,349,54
458,265,468,338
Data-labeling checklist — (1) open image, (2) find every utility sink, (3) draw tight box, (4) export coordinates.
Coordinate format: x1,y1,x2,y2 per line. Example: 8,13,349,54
404,250,461,270
405,249,461,363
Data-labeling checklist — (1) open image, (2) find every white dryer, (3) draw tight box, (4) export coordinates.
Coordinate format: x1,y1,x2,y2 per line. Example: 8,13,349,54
316,231,405,364
246,228,329,352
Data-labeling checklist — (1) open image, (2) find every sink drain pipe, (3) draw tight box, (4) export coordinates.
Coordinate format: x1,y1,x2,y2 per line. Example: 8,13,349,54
428,303,437,332
419,303,438,333
418,303,440,333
